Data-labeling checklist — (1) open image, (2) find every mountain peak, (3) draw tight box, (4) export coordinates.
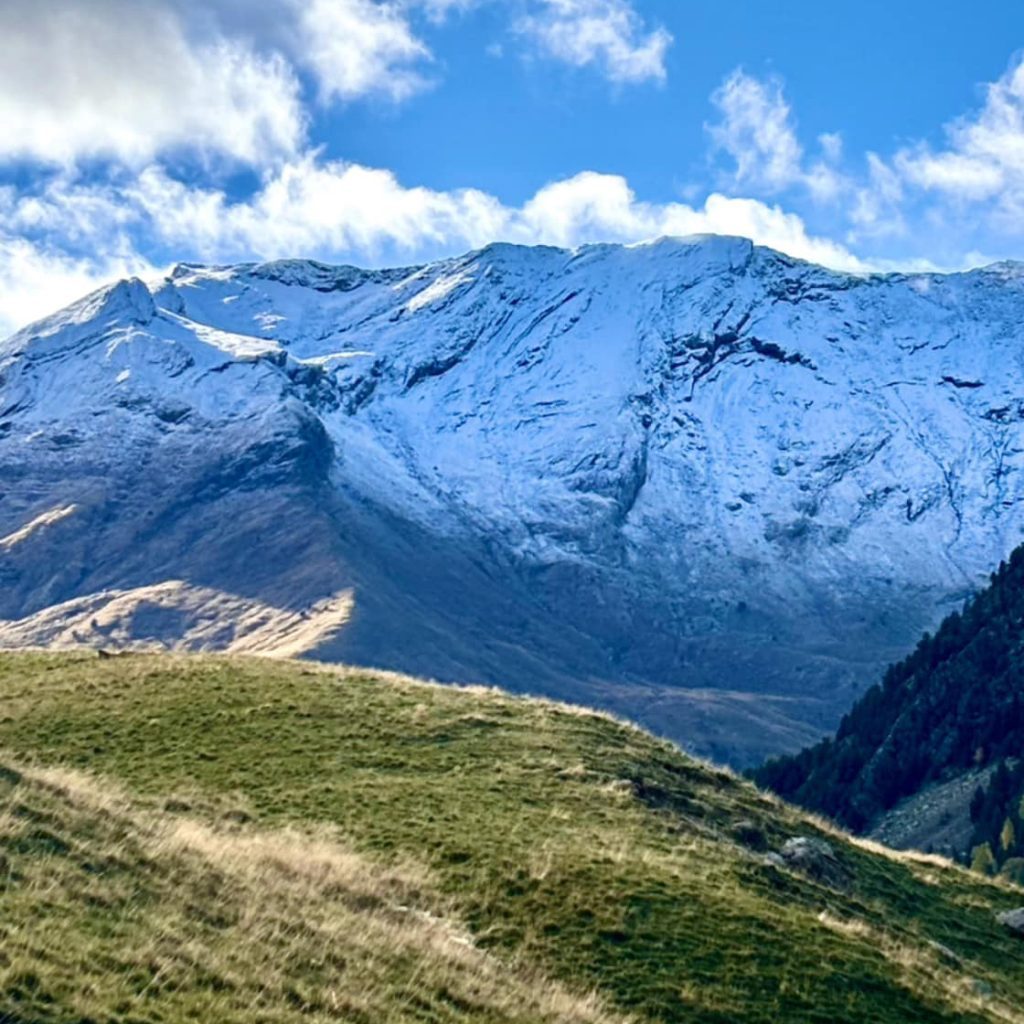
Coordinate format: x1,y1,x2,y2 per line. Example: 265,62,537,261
3,237,1024,766
976,259,1024,280
99,278,156,323
2,277,155,354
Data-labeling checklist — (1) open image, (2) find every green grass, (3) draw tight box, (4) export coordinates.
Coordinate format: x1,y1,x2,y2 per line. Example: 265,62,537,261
2,652,1024,1023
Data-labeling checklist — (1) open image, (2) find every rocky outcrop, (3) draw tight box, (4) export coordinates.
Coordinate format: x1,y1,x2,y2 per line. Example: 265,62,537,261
3,236,1024,765
996,908,1024,935
767,837,853,890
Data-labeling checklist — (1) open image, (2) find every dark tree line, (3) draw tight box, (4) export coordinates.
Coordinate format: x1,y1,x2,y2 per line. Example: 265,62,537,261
965,759,1024,875
753,544,1024,839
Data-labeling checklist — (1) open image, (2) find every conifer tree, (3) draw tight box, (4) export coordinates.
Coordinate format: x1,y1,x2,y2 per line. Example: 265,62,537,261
754,543,1024,850
971,786,985,822
1002,816,1016,855
971,842,997,876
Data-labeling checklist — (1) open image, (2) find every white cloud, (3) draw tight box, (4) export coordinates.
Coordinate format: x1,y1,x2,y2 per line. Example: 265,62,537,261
896,56,1024,206
0,179,155,333
126,159,509,259
144,160,863,270
707,58,1024,248
176,0,437,102
0,0,305,166
0,158,865,335
710,72,802,190
0,177,135,245
414,0,479,22
709,70,844,201
280,0,434,103
517,0,672,84
819,132,843,164
517,172,864,268
0,0,441,168
703,57,1024,254
0,234,155,336
849,153,905,238
0,0,673,175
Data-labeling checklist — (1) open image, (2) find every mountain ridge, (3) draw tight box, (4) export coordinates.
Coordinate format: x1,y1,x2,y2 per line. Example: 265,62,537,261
4,234,1024,764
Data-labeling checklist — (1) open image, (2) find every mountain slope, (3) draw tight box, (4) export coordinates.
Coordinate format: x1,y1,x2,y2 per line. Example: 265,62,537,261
4,651,1024,1023
754,544,1024,853
0,759,623,1024
5,236,1024,763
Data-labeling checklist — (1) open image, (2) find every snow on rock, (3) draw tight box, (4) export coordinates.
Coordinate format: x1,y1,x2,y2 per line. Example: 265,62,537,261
3,234,1024,765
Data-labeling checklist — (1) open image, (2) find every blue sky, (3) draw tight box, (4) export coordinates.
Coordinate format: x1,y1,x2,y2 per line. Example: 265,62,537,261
3,0,1024,332
358,1,1022,200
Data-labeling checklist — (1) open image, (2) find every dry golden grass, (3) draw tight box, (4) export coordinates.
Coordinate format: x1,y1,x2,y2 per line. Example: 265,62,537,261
0,758,630,1024
0,503,78,550
0,582,353,658
4,652,1024,1024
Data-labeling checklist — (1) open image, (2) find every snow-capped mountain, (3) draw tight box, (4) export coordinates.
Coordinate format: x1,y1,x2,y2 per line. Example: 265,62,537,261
3,235,1024,765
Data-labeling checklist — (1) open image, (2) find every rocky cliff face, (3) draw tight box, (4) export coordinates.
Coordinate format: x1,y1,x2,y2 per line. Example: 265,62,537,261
3,235,1024,765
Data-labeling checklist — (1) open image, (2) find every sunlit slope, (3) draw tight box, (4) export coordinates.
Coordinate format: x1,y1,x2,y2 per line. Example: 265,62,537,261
2,652,1024,1023
0,760,622,1024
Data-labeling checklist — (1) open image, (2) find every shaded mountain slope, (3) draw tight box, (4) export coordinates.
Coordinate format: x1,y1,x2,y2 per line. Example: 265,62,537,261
3,652,1024,1022
755,545,1024,846
6,237,1024,763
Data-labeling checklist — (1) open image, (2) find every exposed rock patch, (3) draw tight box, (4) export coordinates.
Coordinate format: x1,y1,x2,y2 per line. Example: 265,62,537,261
768,836,853,890
996,908,1024,936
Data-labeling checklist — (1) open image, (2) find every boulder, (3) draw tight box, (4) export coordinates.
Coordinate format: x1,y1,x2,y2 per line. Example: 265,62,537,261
996,908,1024,935
778,836,852,889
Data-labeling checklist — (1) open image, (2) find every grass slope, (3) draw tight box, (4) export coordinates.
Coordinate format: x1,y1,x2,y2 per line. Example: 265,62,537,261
2,652,1024,1023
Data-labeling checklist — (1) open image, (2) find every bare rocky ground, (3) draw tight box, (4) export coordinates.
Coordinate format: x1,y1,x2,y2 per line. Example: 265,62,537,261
869,766,999,859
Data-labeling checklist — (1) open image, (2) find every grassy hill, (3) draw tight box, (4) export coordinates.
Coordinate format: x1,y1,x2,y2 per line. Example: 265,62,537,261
2,653,1024,1023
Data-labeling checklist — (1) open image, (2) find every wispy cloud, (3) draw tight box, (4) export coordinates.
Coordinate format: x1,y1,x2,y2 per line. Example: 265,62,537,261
276,0,435,103
894,54,1024,219
710,56,1024,249
708,70,844,200
516,0,672,84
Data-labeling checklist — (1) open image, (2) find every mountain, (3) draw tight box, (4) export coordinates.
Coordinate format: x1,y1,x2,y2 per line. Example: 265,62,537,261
4,235,1024,765
4,650,1024,1024
754,543,1024,861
